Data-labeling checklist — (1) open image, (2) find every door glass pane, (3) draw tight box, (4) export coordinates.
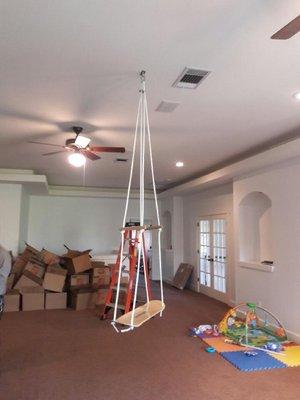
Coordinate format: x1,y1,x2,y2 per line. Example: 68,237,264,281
199,218,227,293
212,218,226,293
199,220,211,287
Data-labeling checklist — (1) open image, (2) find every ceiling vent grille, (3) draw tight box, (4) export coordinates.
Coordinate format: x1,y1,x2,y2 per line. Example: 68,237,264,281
172,67,210,89
156,100,180,113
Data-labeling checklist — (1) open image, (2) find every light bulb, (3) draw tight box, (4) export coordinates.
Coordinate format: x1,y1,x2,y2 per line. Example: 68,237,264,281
293,92,300,101
68,152,86,167
176,161,184,167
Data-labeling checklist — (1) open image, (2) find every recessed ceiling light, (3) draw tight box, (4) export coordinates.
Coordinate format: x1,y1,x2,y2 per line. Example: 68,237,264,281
293,92,300,101
176,161,184,167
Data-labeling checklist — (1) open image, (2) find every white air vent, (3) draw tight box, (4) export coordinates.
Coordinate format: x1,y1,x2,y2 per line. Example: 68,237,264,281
156,100,180,113
172,67,210,89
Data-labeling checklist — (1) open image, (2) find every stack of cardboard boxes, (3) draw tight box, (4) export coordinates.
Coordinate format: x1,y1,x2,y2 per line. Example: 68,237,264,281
4,244,113,313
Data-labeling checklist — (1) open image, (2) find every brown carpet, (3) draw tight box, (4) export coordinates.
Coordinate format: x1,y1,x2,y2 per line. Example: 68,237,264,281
1,285,300,400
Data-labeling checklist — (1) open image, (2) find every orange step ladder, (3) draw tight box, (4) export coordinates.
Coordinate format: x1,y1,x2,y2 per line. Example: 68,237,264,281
100,225,152,320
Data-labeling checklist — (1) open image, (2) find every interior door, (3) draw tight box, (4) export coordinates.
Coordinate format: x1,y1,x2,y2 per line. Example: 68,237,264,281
198,216,228,302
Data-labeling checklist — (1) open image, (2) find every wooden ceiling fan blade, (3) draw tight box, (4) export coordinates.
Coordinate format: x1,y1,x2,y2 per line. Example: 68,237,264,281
28,140,65,148
82,149,101,161
42,150,68,156
271,15,300,39
89,146,125,153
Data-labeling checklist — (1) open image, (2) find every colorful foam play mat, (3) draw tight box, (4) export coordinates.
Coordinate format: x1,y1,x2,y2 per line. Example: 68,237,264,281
202,335,300,372
190,303,300,372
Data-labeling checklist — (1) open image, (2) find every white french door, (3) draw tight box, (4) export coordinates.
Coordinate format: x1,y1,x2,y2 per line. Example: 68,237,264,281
198,216,228,302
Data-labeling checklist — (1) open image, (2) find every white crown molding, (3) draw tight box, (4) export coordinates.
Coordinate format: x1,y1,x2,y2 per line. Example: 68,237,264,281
0,169,48,194
0,168,35,175
2,136,300,199
159,137,300,197
48,185,154,199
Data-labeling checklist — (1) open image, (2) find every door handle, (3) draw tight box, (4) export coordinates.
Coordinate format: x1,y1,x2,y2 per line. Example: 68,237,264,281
207,257,213,262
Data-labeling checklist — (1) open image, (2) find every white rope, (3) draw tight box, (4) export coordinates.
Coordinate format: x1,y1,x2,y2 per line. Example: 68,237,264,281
145,93,164,307
144,94,160,225
139,91,143,226
130,230,143,327
122,96,141,227
141,81,146,226
142,232,150,303
113,230,125,322
114,93,142,323
113,71,164,331
83,161,86,187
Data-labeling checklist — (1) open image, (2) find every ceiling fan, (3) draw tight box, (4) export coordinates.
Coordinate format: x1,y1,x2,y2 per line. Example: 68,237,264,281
271,14,300,40
29,126,125,164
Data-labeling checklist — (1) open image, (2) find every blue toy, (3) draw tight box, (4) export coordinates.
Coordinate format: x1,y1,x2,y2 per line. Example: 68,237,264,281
264,342,282,352
205,347,216,353
244,350,258,357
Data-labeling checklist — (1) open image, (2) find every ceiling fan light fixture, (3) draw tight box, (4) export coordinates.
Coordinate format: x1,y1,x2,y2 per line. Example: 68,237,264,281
74,135,91,148
68,152,86,167
293,92,300,101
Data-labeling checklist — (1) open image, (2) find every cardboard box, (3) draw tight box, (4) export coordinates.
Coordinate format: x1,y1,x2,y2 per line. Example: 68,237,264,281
70,288,98,310
62,249,92,274
45,292,67,310
91,266,110,286
41,249,60,265
21,287,45,311
20,243,40,262
14,274,41,290
4,289,20,312
22,261,45,286
91,260,105,268
43,265,67,292
95,288,107,305
70,273,90,288
11,257,27,277
24,261,45,279
6,273,15,291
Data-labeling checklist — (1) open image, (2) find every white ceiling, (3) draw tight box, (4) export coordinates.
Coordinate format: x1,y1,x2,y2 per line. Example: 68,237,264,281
0,0,299,190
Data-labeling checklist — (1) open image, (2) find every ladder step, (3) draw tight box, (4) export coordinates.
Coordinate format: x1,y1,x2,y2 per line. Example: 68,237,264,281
112,285,127,292
107,302,126,310
120,224,162,232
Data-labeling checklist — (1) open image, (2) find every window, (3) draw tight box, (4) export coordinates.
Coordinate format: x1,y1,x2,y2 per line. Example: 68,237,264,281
199,217,227,294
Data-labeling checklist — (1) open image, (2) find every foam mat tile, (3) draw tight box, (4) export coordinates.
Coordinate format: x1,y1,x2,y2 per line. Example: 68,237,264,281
271,346,300,367
220,350,287,372
203,337,244,353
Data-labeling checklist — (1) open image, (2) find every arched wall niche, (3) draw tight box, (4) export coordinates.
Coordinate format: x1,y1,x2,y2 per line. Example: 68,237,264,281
239,191,272,263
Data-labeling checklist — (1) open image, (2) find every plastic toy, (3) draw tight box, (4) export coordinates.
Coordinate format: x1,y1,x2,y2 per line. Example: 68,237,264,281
244,351,258,357
189,324,220,338
218,303,287,354
205,347,216,353
189,324,212,337
264,342,282,352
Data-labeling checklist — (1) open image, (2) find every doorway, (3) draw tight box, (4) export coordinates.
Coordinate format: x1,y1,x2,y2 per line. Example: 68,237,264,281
197,215,228,302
